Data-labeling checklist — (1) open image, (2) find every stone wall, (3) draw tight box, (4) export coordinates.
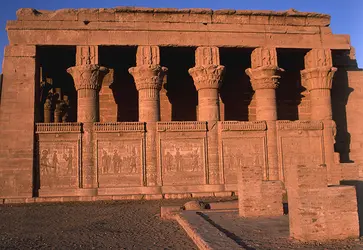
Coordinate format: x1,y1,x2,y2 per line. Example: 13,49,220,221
238,164,283,217
277,120,324,181
345,71,363,164
21,120,338,199
0,45,37,198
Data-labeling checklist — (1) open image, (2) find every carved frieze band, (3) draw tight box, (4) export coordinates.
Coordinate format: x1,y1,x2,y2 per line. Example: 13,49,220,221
94,122,146,132
220,121,267,131
157,121,208,132
277,120,323,131
36,123,82,133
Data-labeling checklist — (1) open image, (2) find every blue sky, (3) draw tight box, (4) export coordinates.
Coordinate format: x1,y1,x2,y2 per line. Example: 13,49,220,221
1,0,362,68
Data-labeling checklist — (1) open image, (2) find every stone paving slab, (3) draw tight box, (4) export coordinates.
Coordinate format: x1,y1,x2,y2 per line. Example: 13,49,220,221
175,210,244,250
176,209,363,250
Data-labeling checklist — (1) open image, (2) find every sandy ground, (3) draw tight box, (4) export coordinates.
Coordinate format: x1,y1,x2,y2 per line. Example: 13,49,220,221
0,199,197,250
2,198,362,250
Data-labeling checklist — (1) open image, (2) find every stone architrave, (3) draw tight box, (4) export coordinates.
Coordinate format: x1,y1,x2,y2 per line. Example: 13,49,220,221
189,47,225,184
246,47,283,180
129,46,167,186
301,49,338,184
67,46,109,189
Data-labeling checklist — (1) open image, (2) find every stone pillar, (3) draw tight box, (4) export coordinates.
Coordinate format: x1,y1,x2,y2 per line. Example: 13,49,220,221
43,98,52,123
189,47,225,184
129,46,167,186
67,46,109,190
0,45,37,198
53,88,62,123
301,49,338,184
246,47,283,180
189,47,225,121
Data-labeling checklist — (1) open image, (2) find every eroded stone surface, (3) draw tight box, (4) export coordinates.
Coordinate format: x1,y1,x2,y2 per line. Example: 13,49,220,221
286,164,359,241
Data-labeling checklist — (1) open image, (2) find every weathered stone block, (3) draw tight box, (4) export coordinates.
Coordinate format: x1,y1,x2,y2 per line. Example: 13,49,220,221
286,164,359,241
238,165,283,217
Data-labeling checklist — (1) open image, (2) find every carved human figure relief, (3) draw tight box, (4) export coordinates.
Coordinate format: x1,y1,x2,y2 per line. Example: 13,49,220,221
63,149,73,175
161,139,205,186
97,140,142,187
222,138,265,184
38,143,78,189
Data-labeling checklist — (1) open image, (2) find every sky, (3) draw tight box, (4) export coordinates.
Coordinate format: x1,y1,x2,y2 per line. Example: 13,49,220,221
1,0,362,68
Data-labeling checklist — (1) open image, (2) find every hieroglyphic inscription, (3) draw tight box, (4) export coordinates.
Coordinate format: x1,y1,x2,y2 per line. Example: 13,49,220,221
161,139,205,186
280,136,323,180
97,140,142,187
39,142,78,189
222,137,265,184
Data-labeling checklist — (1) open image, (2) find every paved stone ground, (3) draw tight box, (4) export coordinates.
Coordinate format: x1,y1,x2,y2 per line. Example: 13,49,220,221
0,199,198,250
203,210,363,250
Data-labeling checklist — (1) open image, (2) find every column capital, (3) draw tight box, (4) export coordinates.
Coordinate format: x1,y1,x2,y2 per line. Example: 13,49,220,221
245,66,284,90
67,64,109,91
188,65,225,90
301,66,337,91
128,64,168,91
301,49,337,91
246,47,284,90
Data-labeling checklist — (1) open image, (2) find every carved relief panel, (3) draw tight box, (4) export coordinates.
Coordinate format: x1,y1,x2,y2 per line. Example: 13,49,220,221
38,141,79,189
222,137,266,184
279,132,324,181
160,138,206,186
97,140,144,187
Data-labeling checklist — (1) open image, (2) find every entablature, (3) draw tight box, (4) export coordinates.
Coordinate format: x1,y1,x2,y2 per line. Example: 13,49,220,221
6,7,350,50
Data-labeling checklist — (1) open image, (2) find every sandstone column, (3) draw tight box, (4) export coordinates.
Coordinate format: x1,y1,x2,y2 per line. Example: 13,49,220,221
189,47,225,184
67,46,109,190
301,49,338,184
129,46,167,186
43,98,52,123
246,47,283,180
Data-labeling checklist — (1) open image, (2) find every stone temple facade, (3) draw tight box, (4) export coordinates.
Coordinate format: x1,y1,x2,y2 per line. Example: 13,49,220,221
0,7,362,202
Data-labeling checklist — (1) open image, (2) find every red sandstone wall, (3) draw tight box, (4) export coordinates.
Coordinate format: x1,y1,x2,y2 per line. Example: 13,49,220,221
346,70,363,164
0,45,37,198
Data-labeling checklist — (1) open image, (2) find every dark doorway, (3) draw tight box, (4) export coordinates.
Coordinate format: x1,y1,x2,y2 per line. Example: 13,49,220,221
220,48,254,121
276,49,308,121
99,46,138,122
37,46,76,122
160,47,197,121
